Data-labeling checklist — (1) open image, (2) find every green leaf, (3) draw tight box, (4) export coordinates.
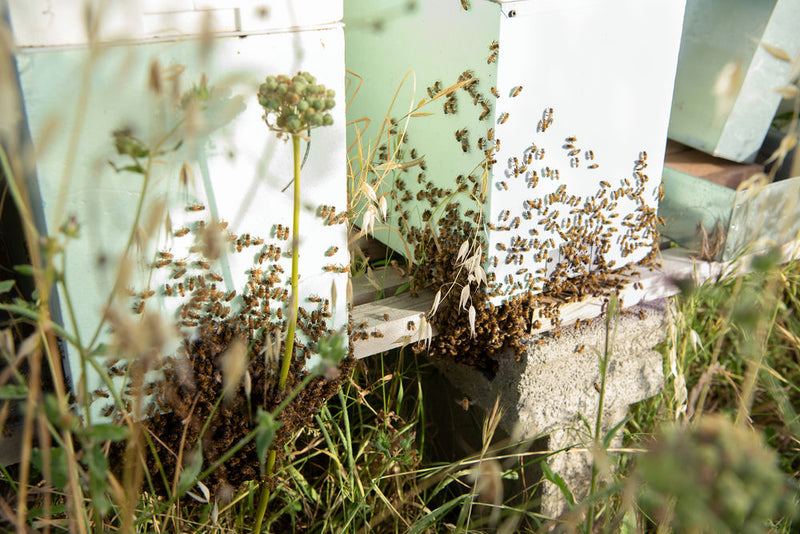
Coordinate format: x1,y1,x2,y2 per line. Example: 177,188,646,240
407,495,467,534
603,416,630,449
0,280,14,294
541,462,575,506
84,423,129,443
394,281,411,296
31,447,68,489
13,265,34,276
120,164,145,175
314,332,346,369
0,384,28,400
42,393,71,429
256,408,279,474
751,246,781,272
177,447,203,497
86,445,111,516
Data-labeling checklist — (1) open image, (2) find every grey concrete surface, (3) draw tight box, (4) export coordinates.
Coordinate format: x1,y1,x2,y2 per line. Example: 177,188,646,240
436,298,668,519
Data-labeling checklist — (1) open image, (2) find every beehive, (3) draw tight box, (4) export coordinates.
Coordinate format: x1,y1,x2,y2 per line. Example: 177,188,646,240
345,0,686,306
668,0,800,163
10,2,348,400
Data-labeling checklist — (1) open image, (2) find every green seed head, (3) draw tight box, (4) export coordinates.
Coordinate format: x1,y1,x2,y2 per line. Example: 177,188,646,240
258,71,335,134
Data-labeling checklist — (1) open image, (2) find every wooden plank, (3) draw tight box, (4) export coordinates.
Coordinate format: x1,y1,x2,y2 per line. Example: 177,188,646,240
352,288,436,359
664,144,764,190
351,241,800,358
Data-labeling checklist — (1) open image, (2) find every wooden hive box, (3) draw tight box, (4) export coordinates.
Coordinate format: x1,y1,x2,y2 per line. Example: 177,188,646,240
659,140,800,261
345,0,686,306
8,1,349,406
668,0,800,162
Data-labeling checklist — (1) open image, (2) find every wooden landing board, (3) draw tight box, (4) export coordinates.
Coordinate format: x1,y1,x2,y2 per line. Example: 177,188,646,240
351,241,800,358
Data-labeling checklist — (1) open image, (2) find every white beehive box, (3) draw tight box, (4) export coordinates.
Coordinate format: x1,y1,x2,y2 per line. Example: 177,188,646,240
10,1,348,396
345,0,686,305
668,0,800,163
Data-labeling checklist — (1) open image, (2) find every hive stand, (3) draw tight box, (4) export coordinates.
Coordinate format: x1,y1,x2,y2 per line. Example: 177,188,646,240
435,298,667,519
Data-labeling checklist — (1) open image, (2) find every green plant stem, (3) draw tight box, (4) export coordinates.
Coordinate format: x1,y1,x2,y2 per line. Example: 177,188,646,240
587,295,617,534
255,134,301,534
279,134,302,391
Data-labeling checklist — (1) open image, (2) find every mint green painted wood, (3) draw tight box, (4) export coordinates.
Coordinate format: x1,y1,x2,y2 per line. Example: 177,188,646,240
659,166,800,261
668,0,800,163
725,177,800,260
658,166,735,257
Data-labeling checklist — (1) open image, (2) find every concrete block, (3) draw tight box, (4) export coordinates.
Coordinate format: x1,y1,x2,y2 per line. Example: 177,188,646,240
436,298,667,519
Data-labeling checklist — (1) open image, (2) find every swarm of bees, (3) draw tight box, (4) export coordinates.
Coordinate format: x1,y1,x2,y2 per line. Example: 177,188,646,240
98,193,353,494
377,42,662,372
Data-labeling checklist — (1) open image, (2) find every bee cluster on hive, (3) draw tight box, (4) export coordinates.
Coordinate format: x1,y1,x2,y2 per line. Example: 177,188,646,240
369,40,663,373
100,201,352,492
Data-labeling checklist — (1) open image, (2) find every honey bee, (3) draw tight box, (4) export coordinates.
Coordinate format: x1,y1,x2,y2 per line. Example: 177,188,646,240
498,112,509,124
489,41,499,51
207,272,223,282
325,246,339,257
497,181,508,191
487,128,494,140
568,148,580,157
585,150,594,160
172,268,187,279
93,388,110,399
158,251,173,260
187,203,205,212
154,259,171,269
174,227,190,237
103,404,115,417
576,344,586,354
225,290,236,301
456,396,473,411
370,331,384,338
510,86,523,97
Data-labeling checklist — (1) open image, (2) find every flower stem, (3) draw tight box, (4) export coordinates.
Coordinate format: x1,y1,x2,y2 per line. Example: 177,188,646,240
254,133,301,534
278,134,302,390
